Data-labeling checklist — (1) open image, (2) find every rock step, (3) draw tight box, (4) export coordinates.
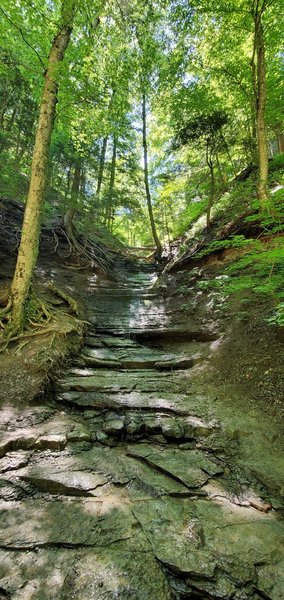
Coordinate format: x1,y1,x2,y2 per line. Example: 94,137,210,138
83,410,219,442
77,346,197,370
1,445,283,600
87,334,140,349
2,268,284,600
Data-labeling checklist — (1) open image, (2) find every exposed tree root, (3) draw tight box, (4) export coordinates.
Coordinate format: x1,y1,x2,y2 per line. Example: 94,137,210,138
0,298,12,315
47,282,79,315
0,282,81,347
53,223,118,278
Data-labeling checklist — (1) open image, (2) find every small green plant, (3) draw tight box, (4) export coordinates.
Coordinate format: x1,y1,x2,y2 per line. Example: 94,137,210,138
195,234,284,327
267,303,284,327
195,235,253,259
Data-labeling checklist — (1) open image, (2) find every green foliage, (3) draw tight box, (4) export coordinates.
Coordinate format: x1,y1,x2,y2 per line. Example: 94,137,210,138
173,111,229,149
269,153,284,172
196,237,284,327
0,0,283,253
267,303,284,327
173,198,208,237
196,235,253,258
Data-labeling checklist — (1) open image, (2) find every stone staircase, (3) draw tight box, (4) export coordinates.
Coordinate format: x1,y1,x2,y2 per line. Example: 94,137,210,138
0,269,283,599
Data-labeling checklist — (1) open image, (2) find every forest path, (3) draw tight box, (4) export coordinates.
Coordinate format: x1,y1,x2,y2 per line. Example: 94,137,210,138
0,267,284,599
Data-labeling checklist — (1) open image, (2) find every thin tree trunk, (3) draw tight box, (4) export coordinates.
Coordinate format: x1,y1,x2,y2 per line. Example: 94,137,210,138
206,143,215,229
142,93,162,257
61,164,72,224
252,1,268,205
0,101,8,129
164,203,171,247
17,141,29,165
278,134,284,153
96,89,115,199
7,106,18,132
109,135,117,194
215,151,226,188
9,0,75,332
104,135,117,228
64,159,81,235
14,128,23,161
96,135,108,196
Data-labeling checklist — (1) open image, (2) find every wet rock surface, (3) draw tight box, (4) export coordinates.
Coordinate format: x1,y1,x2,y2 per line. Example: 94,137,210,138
1,268,284,599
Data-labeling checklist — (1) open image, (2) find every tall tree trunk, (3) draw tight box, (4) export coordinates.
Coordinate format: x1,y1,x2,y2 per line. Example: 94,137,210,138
96,135,108,196
8,0,75,332
64,158,81,235
215,151,226,188
0,100,8,129
7,106,18,132
278,133,284,153
109,135,117,194
252,1,268,205
96,89,115,201
142,93,162,258
206,143,215,229
104,135,117,227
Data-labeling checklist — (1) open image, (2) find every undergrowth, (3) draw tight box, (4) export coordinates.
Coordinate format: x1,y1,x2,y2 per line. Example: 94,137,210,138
197,238,284,326
177,159,284,326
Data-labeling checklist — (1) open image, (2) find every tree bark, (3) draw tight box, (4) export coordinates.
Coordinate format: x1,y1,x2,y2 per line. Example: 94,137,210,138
96,89,115,201
9,0,75,332
109,135,117,193
252,1,268,205
278,133,284,153
142,93,162,257
206,142,215,229
96,135,108,196
64,158,81,235
104,135,117,227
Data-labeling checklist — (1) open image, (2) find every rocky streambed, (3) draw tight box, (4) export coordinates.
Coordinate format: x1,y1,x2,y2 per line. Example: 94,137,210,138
0,268,284,599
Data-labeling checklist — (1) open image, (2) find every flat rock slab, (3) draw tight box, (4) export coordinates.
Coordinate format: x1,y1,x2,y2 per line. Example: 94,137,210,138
0,497,139,549
57,371,187,394
18,447,190,499
19,470,109,497
155,357,195,370
132,497,217,578
81,346,187,370
125,455,190,497
81,347,122,368
58,390,190,414
0,546,173,600
183,415,219,437
257,559,284,600
132,496,284,594
84,336,105,348
128,445,223,489
194,499,284,570
0,415,92,459
99,335,141,348
0,451,31,473
114,348,178,369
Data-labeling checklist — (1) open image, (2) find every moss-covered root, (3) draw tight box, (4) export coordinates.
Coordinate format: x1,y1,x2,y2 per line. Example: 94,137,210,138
47,282,79,315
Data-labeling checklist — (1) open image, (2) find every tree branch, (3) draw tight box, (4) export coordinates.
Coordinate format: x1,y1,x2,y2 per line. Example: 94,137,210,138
0,6,45,70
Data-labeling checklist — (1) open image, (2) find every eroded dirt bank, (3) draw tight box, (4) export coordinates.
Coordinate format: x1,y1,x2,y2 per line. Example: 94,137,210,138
0,256,284,599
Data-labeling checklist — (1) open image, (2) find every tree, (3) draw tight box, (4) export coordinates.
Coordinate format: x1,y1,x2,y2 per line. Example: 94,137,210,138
174,111,229,228
133,4,163,257
251,0,268,205
7,0,76,333
142,93,162,256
